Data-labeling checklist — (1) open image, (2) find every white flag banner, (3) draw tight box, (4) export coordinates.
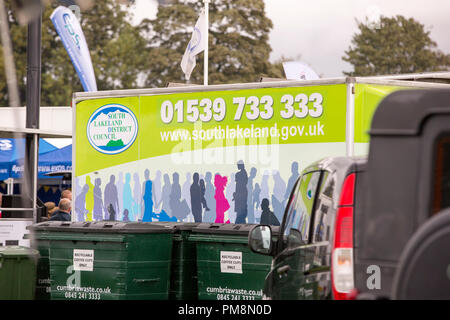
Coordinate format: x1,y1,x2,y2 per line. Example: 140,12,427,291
181,10,207,81
51,6,97,92
283,61,320,81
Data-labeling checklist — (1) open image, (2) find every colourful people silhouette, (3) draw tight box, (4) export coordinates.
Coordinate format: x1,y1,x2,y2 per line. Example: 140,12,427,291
75,184,88,221
133,172,141,220
93,178,104,221
260,198,280,226
214,174,230,224
123,209,130,222
85,176,94,221
234,160,248,224
142,180,155,222
161,174,172,216
104,175,119,221
253,182,261,222
247,167,257,224
203,172,216,222
190,172,202,222
123,173,133,221
200,179,210,211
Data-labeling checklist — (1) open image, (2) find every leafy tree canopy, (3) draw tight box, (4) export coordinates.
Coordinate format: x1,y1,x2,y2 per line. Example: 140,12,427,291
343,15,450,76
0,0,283,106
141,0,283,87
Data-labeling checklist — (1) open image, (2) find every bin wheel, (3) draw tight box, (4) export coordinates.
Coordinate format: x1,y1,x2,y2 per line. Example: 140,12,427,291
392,208,450,300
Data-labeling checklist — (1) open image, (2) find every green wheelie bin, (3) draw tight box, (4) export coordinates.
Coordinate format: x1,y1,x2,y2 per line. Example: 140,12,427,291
150,222,200,300
189,223,279,300
27,221,175,300
0,246,39,300
25,225,53,300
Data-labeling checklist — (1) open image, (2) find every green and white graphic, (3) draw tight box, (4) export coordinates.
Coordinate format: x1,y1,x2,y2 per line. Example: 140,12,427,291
73,79,429,224
87,104,138,155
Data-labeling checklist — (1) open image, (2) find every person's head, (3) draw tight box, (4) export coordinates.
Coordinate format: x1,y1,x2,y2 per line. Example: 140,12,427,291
58,198,72,214
261,198,270,211
193,172,199,184
173,172,179,183
214,174,227,189
237,160,245,170
291,161,299,174
164,173,170,184
45,201,57,218
144,169,150,180
61,189,72,201
250,167,257,178
95,178,101,186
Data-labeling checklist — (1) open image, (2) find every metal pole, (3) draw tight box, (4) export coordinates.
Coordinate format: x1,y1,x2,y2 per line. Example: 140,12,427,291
25,9,42,223
345,77,355,157
203,0,209,86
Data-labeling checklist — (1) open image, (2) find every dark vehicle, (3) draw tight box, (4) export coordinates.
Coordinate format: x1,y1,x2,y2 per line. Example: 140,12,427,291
249,156,366,300
354,89,450,300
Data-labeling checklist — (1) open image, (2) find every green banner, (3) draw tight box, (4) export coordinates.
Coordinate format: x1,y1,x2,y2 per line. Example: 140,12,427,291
74,84,351,223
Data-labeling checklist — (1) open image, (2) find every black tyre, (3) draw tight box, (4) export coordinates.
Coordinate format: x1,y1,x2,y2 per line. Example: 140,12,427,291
392,208,450,299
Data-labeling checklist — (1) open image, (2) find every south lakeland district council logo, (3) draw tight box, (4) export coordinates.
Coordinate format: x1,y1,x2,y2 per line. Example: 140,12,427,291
87,104,138,155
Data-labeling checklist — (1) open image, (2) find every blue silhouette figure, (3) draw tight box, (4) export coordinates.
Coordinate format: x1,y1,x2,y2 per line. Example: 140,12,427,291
142,180,155,222
285,162,299,202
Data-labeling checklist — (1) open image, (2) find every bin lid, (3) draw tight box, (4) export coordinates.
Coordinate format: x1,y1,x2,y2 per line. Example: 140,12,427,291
0,246,39,258
191,223,279,236
149,221,201,231
27,221,176,234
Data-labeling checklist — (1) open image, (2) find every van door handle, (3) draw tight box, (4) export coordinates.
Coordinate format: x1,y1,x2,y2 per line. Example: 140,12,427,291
277,265,291,275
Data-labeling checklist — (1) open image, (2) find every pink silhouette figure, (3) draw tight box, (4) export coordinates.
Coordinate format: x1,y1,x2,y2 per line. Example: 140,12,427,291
214,174,230,224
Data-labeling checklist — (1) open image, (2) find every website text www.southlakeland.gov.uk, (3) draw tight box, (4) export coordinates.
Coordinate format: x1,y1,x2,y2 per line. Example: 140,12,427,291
160,121,325,142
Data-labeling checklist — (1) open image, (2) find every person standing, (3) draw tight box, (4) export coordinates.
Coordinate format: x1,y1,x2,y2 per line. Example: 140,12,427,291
93,178,104,221
190,173,202,222
214,174,230,223
104,175,119,221
260,198,280,226
247,167,257,224
234,160,248,224
85,176,94,221
49,199,72,221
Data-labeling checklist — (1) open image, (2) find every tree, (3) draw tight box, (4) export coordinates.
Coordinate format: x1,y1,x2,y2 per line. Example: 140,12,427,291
0,0,148,107
141,0,283,87
343,15,450,76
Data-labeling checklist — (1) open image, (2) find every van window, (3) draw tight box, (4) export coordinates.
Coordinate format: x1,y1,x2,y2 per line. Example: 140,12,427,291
283,171,321,243
312,172,335,243
432,135,450,215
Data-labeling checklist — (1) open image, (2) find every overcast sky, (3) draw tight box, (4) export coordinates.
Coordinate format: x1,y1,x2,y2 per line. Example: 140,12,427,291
131,0,450,77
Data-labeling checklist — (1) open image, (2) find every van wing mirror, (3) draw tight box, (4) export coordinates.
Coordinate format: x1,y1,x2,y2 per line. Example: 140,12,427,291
287,228,305,248
248,225,273,255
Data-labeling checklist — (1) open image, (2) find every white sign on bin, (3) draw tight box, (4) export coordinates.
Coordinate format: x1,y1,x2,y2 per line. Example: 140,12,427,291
0,219,33,247
73,249,94,271
220,251,242,274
